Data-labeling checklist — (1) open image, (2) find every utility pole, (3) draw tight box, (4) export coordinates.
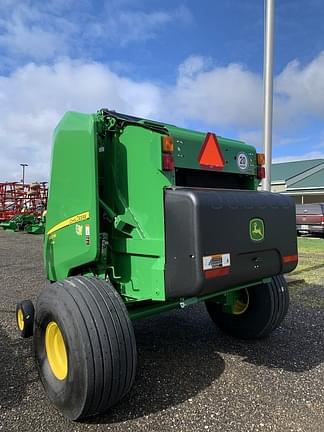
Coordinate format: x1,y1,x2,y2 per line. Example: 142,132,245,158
20,163,28,186
262,0,275,191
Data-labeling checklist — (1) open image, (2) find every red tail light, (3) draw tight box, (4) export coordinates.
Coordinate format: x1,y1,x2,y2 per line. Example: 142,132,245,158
257,166,265,179
205,267,230,279
321,215,324,225
161,135,174,171
162,153,174,171
282,254,298,264
256,152,265,179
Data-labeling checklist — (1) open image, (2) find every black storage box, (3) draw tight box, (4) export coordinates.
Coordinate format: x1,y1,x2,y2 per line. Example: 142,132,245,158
164,187,298,298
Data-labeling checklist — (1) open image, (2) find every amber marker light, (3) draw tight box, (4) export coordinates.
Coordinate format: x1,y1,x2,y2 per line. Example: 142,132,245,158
256,153,265,165
162,135,174,153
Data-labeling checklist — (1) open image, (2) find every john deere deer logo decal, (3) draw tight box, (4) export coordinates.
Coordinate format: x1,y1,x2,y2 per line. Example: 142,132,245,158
249,218,264,241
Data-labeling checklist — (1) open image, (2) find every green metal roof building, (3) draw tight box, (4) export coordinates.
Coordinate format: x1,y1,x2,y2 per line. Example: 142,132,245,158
271,159,324,204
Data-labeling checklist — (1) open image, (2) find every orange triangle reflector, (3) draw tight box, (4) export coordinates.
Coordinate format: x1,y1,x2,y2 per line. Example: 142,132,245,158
198,132,224,169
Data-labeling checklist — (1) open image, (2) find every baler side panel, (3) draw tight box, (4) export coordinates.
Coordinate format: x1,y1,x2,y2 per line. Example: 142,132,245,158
103,125,172,301
45,112,99,280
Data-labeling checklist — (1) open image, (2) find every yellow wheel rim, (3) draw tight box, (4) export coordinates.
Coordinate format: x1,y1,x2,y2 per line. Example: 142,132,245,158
17,309,25,331
232,289,250,315
45,321,68,380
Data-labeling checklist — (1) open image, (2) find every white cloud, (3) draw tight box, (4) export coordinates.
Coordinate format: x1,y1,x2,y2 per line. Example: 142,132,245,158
273,151,324,164
173,52,324,130
275,53,324,122
0,60,163,182
238,130,310,152
172,56,263,127
106,6,192,46
0,22,68,61
0,1,193,64
2,51,324,181
178,55,213,80
238,130,263,150
0,2,73,63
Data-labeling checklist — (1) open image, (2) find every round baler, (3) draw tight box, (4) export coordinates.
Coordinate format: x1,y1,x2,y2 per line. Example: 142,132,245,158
16,109,298,420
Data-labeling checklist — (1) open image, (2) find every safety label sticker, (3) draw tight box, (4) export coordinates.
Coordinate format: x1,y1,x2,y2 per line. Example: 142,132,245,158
75,224,83,236
202,253,231,271
85,224,90,245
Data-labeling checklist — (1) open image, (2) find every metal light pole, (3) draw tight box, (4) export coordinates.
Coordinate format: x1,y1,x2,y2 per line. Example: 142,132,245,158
261,0,275,191
20,163,28,186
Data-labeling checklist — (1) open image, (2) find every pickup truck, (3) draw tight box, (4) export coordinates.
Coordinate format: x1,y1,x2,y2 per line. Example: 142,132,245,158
296,203,324,238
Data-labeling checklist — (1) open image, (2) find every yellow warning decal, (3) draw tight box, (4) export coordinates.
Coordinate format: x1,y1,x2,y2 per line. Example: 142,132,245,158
47,211,90,235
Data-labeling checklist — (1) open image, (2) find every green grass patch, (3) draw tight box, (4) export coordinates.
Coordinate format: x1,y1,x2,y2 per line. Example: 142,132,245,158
297,236,324,254
288,237,324,308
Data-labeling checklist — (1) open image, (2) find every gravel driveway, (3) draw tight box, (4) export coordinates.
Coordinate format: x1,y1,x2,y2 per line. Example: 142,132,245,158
0,231,323,432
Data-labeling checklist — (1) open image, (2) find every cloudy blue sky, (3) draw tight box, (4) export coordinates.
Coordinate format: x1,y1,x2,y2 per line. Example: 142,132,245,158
1,0,324,181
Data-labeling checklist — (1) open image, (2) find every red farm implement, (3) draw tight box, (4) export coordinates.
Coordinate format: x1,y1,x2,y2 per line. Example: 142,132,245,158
0,182,48,222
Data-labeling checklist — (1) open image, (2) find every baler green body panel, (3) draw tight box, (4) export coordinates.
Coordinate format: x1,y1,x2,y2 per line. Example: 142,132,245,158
100,125,172,301
45,112,99,280
168,125,256,176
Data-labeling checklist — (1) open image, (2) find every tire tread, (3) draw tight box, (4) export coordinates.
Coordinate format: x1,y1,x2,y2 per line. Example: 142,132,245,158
34,276,136,420
206,274,290,340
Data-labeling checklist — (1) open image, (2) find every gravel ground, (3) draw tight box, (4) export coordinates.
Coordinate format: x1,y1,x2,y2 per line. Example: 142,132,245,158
0,231,323,432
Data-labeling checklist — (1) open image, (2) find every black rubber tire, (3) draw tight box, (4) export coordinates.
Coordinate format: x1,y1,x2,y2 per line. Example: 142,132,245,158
33,276,137,420
16,300,34,338
205,275,290,339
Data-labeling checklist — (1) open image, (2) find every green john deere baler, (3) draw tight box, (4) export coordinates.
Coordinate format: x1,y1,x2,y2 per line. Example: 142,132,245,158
17,109,298,420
